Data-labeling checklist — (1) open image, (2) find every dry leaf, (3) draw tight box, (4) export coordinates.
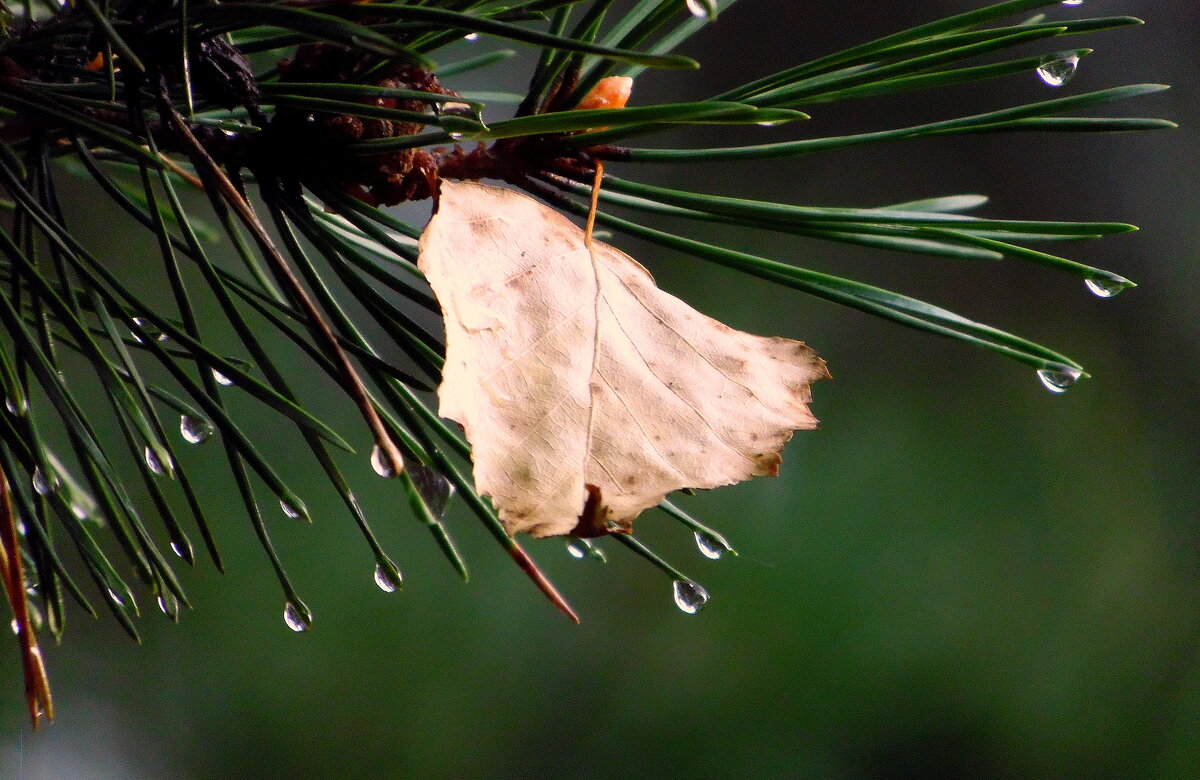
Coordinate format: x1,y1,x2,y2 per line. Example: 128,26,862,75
419,181,829,538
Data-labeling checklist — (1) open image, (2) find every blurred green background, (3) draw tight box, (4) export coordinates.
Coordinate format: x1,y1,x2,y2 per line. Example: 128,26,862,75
2,1,1197,776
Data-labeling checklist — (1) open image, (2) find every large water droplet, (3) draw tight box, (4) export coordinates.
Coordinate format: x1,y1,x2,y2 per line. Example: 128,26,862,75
283,601,311,632
31,467,54,496
1037,366,1083,393
694,531,729,560
1085,275,1131,298
686,0,717,19
280,500,302,520
566,541,587,559
211,368,234,386
370,444,395,478
144,445,169,475
180,414,214,444
1036,53,1079,87
672,579,709,614
373,563,401,593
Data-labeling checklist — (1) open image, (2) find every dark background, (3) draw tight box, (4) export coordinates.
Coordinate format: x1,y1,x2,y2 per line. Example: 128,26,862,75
2,1,1197,776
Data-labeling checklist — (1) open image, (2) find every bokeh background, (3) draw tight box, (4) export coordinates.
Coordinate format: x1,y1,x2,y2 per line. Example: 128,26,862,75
2,1,1197,776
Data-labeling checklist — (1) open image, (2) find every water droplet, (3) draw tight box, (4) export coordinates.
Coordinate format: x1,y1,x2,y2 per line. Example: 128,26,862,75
170,541,186,558
373,563,400,593
1085,275,1131,298
211,368,234,386
447,131,465,141
31,467,55,496
5,396,26,415
14,521,24,536
409,464,455,518
1037,366,1083,393
130,316,169,343
566,541,587,559
686,0,717,19
180,414,214,444
70,503,88,520
144,445,169,475
694,531,728,560
280,499,302,519
672,579,709,614
1036,53,1079,87
283,601,311,632
463,32,479,41
157,592,179,620
106,588,125,607
9,618,17,635
1062,0,1083,6
370,444,395,478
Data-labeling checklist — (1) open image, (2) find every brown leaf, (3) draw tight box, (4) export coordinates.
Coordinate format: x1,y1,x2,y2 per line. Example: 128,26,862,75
419,181,829,538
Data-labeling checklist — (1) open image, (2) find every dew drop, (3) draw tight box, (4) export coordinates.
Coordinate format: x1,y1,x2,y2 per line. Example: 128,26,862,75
370,444,395,478
566,541,586,559
5,396,26,415
144,445,170,475
211,368,234,386
180,414,214,444
170,541,186,559
373,563,400,593
31,467,55,496
1062,0,1083,6
1036,53,1079,87
280,500,302,520
463,32,479,41
672,579,710,614
1037,366,1083,394
409,464,455,518
70,503,88,520
106,588,125,607
694,531,727,560
447,131,465,141
157,592,180,620
1085,276,1131,298
686,0,717,20
9,618,17,635
283,601,311,632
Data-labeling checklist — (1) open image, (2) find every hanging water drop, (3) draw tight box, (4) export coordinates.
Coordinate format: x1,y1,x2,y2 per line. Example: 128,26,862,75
1085,276,1131,298
211,368,234,386
1036,53,1079,87
170,541,186,559
1037,366,1083,393
157,592,180,620
370,444,395,478
566,541,587,559
694,531,727,560
373,563,401,593
5,396,26,415
280,500,302,519
409,464,455,518
106,588,126,607
180,414,214,444
283,601,311,632
686,0,718,20
144,445,170,475
31,467,56,496
672,579,710,614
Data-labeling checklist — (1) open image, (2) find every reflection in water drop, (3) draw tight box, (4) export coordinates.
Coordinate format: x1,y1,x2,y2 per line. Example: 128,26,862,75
31,467,53,496
463,32,479,41
280,500,302,519
180,414,214,444
1062,0,1083,6
211,368,234,386
672,579,710,614
566,541,586,559
686,0,717,19
284,601,311,632
1037,366,1083,393
1036,53,1079,87
409,464,455,518
157,592,180,620
373,563,400,593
